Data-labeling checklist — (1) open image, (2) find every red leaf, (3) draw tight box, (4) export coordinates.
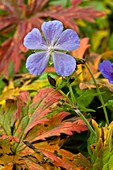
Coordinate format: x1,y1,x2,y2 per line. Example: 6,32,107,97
24,88,65,134
38,149,79,169
0,87,89,169
22,140,82,169
72,0,82,6
25,111,87,142
72,37,90,59
0,0,105,76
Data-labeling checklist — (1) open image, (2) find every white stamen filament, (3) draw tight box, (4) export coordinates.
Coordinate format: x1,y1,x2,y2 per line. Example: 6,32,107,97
47,45,54,54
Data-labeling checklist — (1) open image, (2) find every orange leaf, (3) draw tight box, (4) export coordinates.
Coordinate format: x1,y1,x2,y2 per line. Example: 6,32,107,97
72,37,90,59
25,111,87,142
0,163,13,170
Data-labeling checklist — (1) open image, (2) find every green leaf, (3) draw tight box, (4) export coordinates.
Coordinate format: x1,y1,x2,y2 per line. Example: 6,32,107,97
48,0,71,7
75,87,98,108
91,30,109,51
108,154,113,170
109,33,113,50
105,100,113,107
0,104,16,136
88,120,113,169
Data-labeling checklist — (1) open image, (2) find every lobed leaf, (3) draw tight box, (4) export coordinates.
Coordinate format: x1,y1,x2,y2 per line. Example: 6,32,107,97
0,0,105,76
88,120,113,170
0,87,88,169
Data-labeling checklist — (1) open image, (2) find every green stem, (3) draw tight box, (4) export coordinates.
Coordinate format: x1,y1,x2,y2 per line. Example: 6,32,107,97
67,79,96,137
75,109,97,137
85,63,109,125
68,84,76,106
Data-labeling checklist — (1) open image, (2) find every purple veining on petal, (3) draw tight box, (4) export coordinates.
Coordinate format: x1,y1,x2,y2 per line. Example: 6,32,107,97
24,28,47,50
26,52,49,75
54,29,80,51
98,60,113,84
52,51,76,76
24,20,80,76
42,20,63,46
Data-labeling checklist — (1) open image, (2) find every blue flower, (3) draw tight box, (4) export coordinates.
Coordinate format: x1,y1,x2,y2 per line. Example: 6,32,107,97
24,20,80,76
98,60,113,84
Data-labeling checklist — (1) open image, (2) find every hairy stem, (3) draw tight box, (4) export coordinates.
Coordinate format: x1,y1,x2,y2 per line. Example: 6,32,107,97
67,80,96,137
85,63,109,125
75,109,97,137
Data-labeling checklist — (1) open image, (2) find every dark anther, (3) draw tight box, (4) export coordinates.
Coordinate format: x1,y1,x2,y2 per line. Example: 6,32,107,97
69,78,75,84
47,75,56,87
76,58,86,65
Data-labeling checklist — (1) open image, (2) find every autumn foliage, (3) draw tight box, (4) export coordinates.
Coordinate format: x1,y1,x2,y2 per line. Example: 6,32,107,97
0,0,113,170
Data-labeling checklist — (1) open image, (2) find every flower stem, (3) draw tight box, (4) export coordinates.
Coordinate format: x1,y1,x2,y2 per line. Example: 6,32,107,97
75,109,97,137
85,63,109,125
68,84,76,106
67,80,96,138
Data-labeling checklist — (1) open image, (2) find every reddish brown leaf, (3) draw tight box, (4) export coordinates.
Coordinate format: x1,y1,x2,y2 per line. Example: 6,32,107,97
38,149,80,170
71,37,91,82
23,159,46,170
0,0,105,76
79,82,96,90
14,90,30,120
25,111,87,142
0,87,89,169
0,164,13,170
1,135,19,143
24,88,67,135
72,37,90,59
72,0,82,6
21,140,82,170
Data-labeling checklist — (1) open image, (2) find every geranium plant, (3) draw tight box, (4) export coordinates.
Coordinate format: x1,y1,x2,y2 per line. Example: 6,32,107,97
0,0,113,170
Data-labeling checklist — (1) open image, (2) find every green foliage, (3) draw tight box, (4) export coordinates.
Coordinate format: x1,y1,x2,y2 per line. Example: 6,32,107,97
48,0,71,7
0,0,113,169
88,120,113,170
109,33,113,50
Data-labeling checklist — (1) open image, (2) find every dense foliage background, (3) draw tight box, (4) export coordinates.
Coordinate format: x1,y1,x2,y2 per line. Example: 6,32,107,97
0,0,113,169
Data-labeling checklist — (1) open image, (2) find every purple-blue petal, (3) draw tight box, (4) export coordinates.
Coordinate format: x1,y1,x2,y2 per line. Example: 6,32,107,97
24,28,47,50
109,80,113,84
42,20,63,46
98,60,113,84
52,51,76,76
26,52,49,75
54,29,80,51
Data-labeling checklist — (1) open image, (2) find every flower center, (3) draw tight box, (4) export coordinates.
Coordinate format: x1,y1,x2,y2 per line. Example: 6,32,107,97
47,45,54,54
